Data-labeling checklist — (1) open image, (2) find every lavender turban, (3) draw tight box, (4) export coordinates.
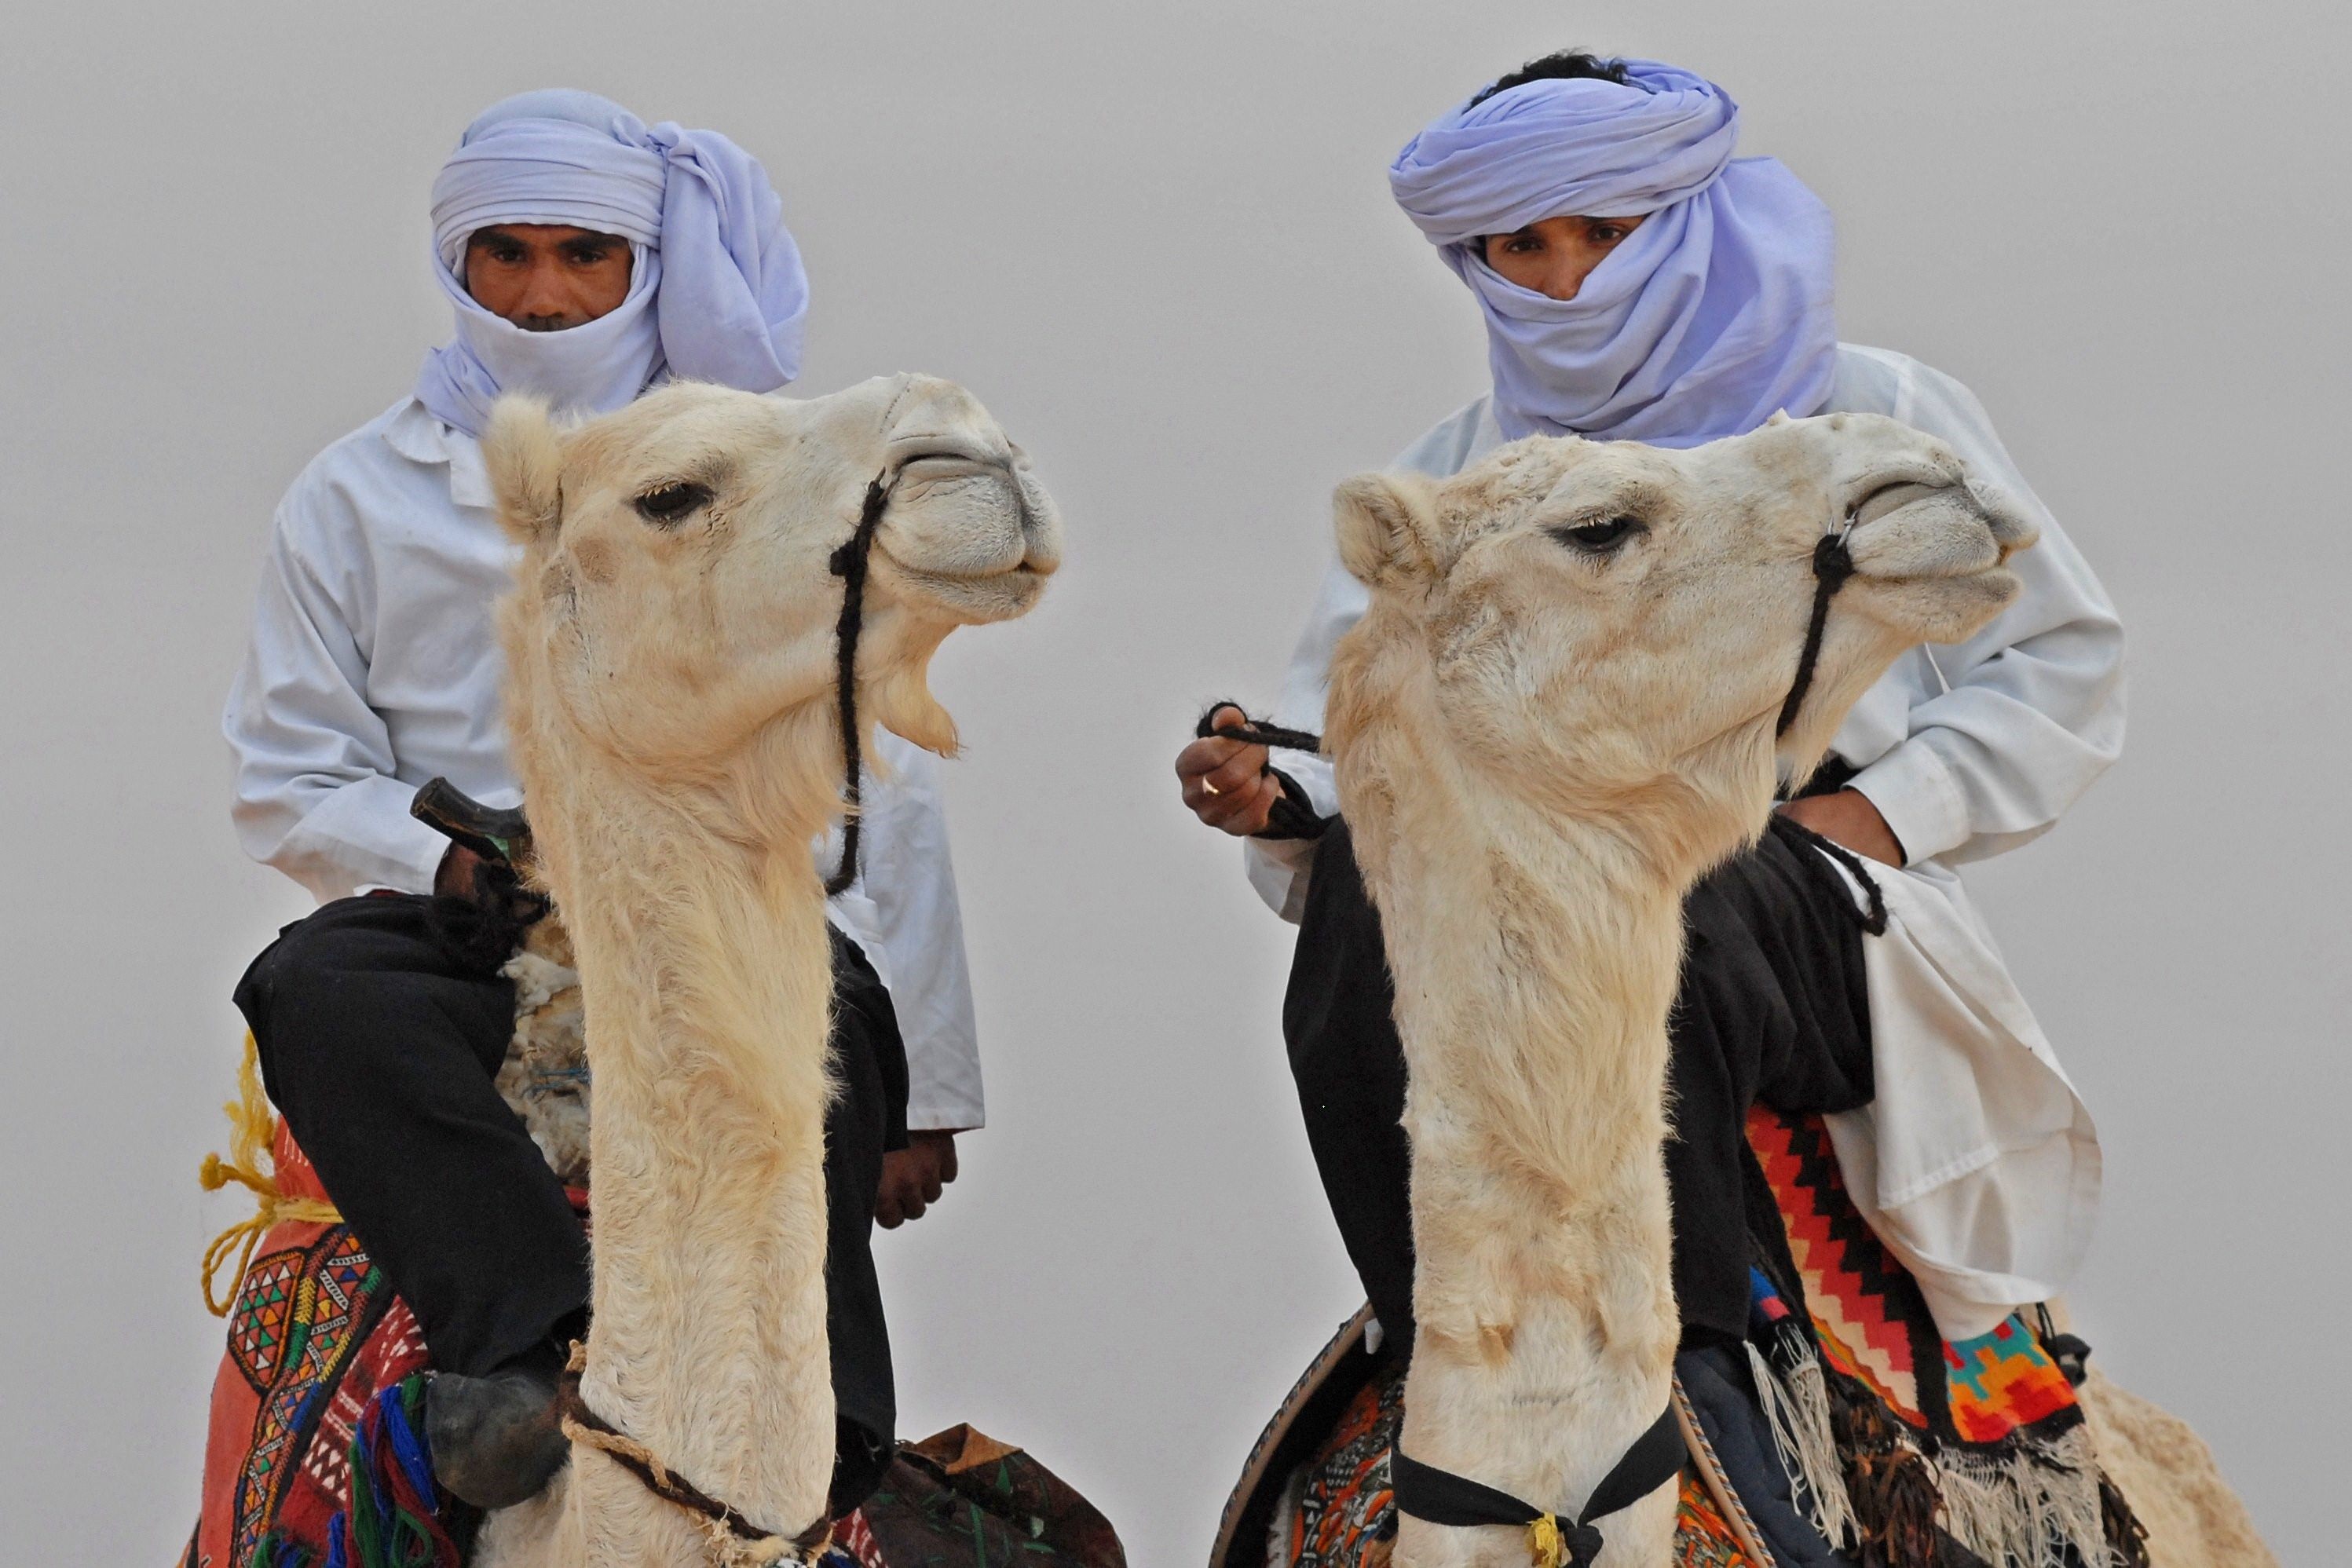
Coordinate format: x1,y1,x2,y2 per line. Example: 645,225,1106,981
1390,61,1837,446
415,89,809,437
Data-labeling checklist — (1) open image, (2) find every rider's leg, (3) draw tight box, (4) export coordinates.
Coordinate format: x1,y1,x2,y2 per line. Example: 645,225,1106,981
817,923,909,1515
235,892,591,1378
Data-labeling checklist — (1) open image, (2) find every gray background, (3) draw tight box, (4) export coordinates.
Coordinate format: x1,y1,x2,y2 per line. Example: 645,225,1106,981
2,2,2343,1562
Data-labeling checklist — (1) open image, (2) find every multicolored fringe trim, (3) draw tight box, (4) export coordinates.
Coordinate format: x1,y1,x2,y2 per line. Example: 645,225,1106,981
1744,1104,2148,1568
342,1377,456,1567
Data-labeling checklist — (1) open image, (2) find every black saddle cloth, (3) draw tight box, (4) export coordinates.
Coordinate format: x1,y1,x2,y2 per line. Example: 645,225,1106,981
235,892,910,1512
1282,813,1876,1356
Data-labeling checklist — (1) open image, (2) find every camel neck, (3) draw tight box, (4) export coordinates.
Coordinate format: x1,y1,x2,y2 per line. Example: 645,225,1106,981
1351,749,1688,1524
545,769,839,1541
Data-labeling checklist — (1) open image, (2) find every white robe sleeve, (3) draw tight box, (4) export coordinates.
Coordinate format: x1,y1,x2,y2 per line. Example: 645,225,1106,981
1842,357,2127,865
223,477,450,904
830,734,985,1131
1240,401,1491,920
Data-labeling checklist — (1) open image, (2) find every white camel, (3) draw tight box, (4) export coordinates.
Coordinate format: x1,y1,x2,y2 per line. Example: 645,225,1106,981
1319,410,2272,1567
463,373,1061,1567
1326,411,2035,1566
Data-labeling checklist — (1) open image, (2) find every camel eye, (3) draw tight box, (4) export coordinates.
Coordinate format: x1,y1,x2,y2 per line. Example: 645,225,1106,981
633,481,711,528
1549,517,1644,554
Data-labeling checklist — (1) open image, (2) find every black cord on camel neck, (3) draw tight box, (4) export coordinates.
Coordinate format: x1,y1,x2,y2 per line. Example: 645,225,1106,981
825,473,893,897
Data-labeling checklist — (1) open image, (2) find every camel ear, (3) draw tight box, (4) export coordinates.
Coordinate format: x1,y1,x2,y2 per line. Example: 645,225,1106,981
1333,471,1443,590
481,396,564,546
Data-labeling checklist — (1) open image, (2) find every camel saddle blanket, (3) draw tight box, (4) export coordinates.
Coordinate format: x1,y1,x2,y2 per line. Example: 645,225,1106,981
180,1124,1125,1568
1740,1104,2142,1568
1211,1109,2148,1568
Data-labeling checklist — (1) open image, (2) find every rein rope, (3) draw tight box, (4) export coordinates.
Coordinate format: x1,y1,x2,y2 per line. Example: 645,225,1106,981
1193,704,1331,840
558,1345,834,1568
825,472,895,897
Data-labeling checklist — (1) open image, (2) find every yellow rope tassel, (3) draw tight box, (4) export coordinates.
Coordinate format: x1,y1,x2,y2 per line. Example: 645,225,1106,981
1526,1513,1568,1568
199,1032,342,1317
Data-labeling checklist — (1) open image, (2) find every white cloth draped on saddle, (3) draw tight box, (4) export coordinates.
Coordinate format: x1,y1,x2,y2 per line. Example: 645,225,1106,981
1812,851,2101,1341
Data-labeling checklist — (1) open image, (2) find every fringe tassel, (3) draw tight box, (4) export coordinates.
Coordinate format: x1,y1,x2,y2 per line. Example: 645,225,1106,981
1747,1335,1856,1548
346,1376,460,1568
1931,1425,2109,1568
1750,1335,2134,1568
2099,1472,2153,1568
1823,1372,1947,1568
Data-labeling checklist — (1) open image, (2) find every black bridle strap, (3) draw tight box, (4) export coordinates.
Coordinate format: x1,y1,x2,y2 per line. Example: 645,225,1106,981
1774,523,1860,739
824,473,894,897
1392,1400,1684,1567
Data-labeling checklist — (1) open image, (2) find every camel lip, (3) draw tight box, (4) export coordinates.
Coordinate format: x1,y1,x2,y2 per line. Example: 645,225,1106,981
874,543,1055,585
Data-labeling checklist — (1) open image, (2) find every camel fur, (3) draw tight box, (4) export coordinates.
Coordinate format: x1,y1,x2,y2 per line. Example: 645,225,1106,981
2076,1354,2277,1568
1324,411,2036,1568
463,374,1060,1568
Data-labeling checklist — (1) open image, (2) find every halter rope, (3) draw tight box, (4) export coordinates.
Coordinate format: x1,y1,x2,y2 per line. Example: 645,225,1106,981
558,1346,833,1567
1773,516,1860,739
825,472,894,896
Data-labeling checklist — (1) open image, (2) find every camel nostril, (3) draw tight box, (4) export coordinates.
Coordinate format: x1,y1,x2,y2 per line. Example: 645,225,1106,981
1852,481,1951,531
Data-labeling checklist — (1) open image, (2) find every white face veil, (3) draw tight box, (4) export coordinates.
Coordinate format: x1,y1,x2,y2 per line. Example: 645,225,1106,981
412,89,807,437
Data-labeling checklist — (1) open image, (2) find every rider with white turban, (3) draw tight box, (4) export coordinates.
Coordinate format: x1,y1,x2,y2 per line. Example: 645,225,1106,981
224,90,976,1511
1176,51,2123,1559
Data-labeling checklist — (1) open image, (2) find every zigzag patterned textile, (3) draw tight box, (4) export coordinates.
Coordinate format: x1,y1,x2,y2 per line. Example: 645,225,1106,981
1743,1104,2142,1567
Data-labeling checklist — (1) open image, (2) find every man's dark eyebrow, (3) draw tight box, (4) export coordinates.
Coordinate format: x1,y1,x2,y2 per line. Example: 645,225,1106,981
558,232,625,254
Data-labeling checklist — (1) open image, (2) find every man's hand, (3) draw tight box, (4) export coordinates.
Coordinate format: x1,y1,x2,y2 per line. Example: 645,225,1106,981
1776,788,1905,868
435,842,487,900
876,1130,960,1229
1175,704,1284,836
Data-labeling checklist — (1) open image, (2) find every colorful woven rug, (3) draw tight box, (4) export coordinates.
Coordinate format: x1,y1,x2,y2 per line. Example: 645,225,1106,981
1743,1104,2144,1567
1267,1358,1754,1568
181,1122,449,1568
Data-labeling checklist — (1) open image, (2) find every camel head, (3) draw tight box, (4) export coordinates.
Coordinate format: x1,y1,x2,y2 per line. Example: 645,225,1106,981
483,374,1059,820
1327,411,2035,875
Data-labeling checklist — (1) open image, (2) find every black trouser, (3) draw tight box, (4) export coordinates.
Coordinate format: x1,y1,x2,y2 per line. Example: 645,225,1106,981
234,891,909,1507
1282,814,1876,1358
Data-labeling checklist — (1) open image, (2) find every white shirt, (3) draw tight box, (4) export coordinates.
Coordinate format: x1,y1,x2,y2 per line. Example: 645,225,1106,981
1244,344,2127,919
1244,345,2123,1332
224,397,985,1131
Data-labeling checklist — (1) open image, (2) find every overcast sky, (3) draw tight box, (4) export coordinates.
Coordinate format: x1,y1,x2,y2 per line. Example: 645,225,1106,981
2,2,2343,1562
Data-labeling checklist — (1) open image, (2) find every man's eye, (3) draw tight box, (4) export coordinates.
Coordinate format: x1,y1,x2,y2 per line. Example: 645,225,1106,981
1549,517,1643,554
633,481,712,526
